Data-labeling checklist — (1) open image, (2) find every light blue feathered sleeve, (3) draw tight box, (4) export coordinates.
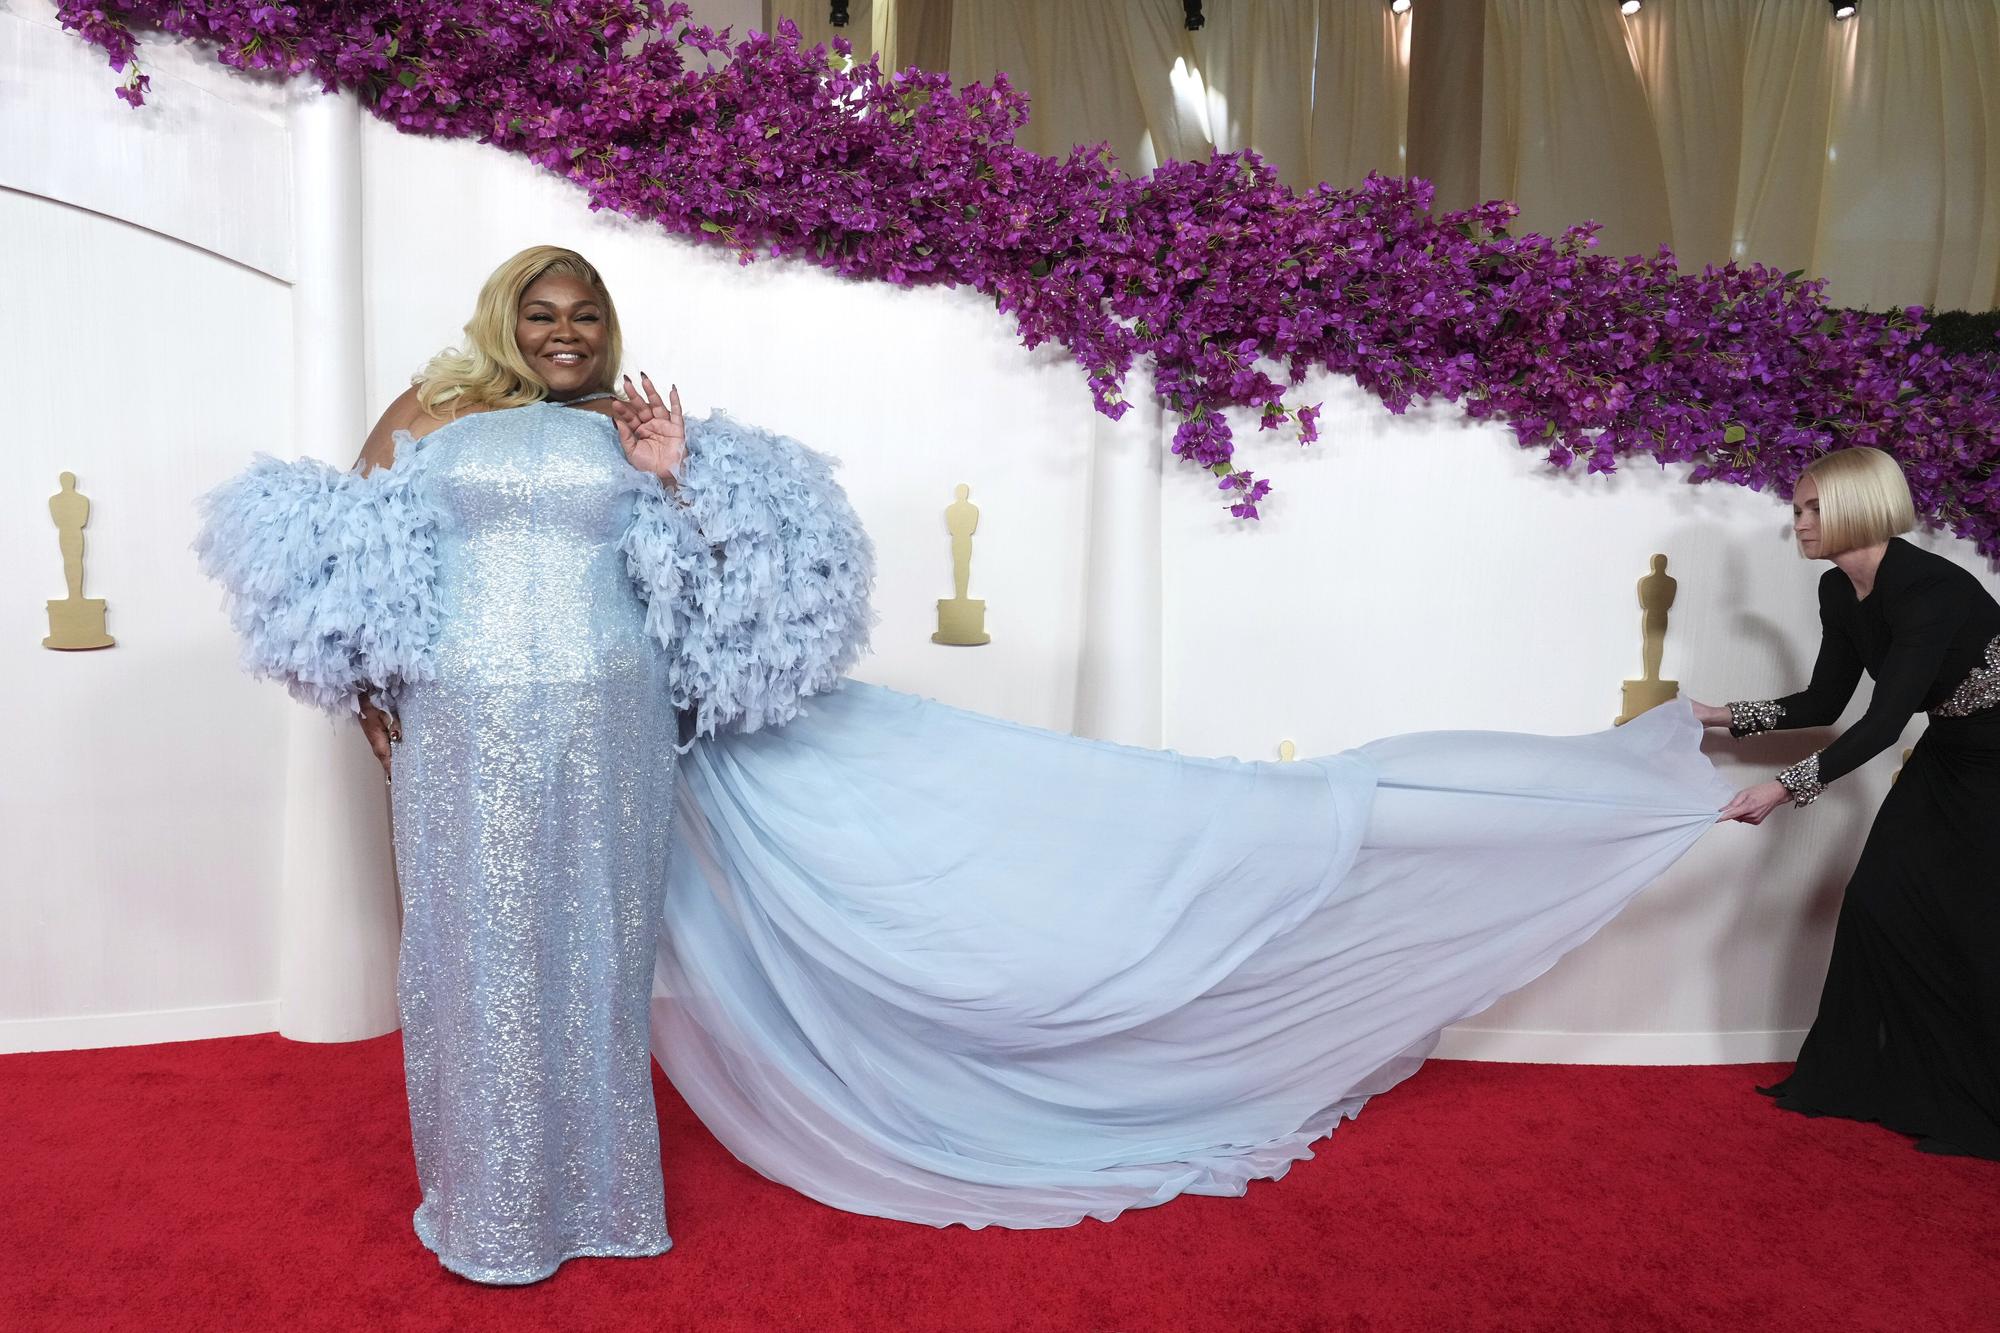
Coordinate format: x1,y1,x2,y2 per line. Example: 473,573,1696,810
193,445,444,714
621,410,875,739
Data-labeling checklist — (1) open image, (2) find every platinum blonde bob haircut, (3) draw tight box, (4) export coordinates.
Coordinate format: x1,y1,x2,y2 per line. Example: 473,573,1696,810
1799,446,1916,556
415,245,625,416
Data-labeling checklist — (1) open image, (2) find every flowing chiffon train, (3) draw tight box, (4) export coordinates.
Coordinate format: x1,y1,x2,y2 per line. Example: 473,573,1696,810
651,681,1735,1229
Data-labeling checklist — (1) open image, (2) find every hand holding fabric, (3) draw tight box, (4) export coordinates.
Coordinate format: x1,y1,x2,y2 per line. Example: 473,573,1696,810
1720,779,1789,824
359,695,399,774
1685,699,1732,728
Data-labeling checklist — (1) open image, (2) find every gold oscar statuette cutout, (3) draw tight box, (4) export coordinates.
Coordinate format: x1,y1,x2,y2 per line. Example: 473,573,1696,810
932,483,991,646
1277,740,1297,762
44,472,115,651
1614,553,1676,724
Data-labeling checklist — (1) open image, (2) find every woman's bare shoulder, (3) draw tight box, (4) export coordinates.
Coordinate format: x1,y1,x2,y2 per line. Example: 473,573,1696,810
354,384,484,473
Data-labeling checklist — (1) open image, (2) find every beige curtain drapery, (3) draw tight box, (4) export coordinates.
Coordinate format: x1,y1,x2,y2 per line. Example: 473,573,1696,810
1480,0,1675,258
1376,0,2000,308
944,1,1206,173
766,0,2000,310
941,0,1410,184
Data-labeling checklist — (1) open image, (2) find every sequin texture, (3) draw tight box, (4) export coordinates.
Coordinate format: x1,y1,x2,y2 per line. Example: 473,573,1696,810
1727,699,1786,738
1931,634,2000,718
388,401,675,1285
1776,751,1824,807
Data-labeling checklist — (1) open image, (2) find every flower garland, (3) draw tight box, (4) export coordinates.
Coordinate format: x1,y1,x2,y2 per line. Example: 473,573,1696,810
59,0,2000,544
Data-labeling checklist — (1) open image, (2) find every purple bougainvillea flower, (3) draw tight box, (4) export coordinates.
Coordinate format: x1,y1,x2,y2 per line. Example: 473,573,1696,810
56,0,2000,541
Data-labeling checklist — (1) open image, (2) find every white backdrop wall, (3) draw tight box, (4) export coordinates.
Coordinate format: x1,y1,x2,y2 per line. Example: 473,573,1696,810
7,5,1999,1064
1,4,297,1049
1159,385,2000,1061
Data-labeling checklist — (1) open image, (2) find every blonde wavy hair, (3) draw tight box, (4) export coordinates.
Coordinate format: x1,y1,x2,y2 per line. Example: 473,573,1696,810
1799,446,1917,556
414,245,625,416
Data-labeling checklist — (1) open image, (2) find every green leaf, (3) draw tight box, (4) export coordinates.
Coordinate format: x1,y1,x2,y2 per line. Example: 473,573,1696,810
397,69,418,89
699,220,723,234
1030,257,1051,278
507,116,524,134
764,125,782,138
1723,423,1747,444
1783,269,1804,282
387,35,399,58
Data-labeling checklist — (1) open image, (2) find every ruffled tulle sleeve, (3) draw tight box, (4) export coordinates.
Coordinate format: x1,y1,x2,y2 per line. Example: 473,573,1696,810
619,410,875,739
193,447,445,714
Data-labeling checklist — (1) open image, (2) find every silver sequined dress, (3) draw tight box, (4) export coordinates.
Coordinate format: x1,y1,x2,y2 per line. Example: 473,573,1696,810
387,397,675,1283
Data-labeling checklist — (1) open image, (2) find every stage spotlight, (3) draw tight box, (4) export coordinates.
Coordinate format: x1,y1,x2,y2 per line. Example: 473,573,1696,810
1184,1,1205,31
828,1,849,26
1390,0,1413,14
1831,1,1858,17
1620,0,1642,13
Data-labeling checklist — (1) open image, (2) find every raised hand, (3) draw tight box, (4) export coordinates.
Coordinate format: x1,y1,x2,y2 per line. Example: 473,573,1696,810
608,372,686,481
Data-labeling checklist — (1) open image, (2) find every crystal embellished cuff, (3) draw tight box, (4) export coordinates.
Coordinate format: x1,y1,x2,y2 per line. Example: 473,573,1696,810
1727,699,1786,738
1775,752,1824,807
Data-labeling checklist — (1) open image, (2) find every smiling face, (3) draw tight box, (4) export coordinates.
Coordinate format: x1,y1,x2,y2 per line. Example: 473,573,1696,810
1792,474,1823,557
515,271,610,399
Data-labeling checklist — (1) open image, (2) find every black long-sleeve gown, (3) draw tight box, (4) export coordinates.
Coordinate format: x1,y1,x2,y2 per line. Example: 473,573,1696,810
1730,536,2000,1158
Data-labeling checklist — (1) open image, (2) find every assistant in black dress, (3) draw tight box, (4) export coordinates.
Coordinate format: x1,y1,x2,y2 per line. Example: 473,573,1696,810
1708,455,2000,1157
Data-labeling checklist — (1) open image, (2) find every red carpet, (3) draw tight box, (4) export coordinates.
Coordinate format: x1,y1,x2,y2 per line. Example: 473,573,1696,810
3,1033,1996,1332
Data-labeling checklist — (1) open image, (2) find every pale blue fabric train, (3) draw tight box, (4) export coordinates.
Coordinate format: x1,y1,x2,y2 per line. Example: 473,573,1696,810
658,682,1728,1228
196,396,1731,1281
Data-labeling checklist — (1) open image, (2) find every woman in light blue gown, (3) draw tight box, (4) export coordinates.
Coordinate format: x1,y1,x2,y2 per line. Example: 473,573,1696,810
197,244,1732,1284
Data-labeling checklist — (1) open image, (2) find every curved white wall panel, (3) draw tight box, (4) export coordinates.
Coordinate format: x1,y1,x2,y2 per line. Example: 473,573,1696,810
1,1,294,279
